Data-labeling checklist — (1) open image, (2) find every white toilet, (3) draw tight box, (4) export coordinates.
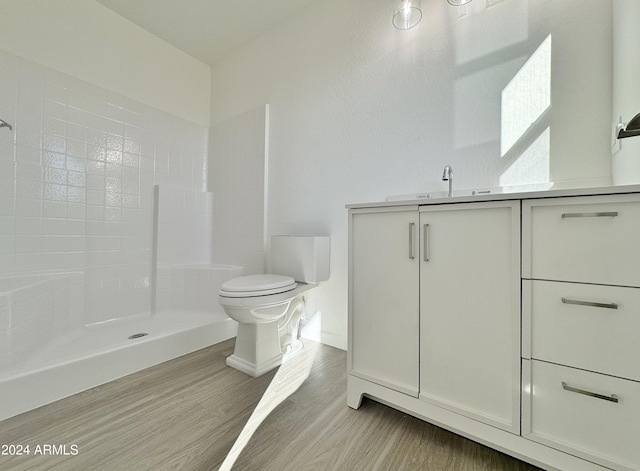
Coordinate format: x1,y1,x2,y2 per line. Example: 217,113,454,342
219,236,330,377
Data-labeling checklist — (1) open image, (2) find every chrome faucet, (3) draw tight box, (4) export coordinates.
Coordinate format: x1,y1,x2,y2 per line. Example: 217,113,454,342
442,165,453,197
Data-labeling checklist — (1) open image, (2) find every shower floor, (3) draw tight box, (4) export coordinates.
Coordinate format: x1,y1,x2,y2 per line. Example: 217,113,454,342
0,310,237,421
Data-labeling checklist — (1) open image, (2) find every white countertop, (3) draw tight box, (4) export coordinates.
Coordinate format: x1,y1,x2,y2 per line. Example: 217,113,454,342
346,184,640,209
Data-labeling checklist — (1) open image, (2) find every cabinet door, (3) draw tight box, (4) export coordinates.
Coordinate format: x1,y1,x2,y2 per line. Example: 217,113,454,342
419,201,520,433
349,207,419,396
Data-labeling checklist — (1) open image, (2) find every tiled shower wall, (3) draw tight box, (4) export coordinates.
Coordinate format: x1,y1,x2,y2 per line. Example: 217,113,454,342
0,50,208,324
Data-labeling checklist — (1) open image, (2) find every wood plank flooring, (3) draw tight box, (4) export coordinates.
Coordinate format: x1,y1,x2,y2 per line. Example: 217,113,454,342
0,339,540,470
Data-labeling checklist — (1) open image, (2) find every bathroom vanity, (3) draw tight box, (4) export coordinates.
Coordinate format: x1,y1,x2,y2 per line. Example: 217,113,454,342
347,185,640,471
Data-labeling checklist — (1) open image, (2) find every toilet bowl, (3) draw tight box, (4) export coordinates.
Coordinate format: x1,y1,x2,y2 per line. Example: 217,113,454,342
218,236,330,377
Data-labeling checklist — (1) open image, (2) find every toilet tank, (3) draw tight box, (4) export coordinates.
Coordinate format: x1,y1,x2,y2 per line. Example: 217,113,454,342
270,236,330,283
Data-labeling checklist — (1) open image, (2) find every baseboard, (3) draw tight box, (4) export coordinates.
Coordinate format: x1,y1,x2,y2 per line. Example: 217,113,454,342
320,330,346,350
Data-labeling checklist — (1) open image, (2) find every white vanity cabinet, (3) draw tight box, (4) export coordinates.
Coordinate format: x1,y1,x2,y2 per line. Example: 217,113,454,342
348,187,640,471
348,201,520,430
348,206,420,396
522,194,640,471
419,202,520,433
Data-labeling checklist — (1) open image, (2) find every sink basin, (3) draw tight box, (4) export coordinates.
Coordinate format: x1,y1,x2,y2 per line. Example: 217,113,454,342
385,192,447,201
385,184,553,203
385,189,493,202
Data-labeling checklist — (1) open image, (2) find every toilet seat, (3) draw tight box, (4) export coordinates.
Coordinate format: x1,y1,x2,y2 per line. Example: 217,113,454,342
219,274,297,298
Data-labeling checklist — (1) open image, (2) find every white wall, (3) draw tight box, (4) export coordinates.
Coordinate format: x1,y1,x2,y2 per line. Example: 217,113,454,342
210,0,613,349
210,105,268,275
612,0,640,184
0,0,211,127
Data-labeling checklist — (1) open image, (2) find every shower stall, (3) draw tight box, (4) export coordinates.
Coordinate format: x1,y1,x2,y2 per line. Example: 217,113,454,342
0,51,240,421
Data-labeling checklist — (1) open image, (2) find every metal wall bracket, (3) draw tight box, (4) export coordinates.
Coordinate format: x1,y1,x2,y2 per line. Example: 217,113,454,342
0,119,12,131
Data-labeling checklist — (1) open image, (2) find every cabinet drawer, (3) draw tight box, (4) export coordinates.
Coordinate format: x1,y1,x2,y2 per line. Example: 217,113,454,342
523,195,640,287
523,360,640,470
524,280,640,381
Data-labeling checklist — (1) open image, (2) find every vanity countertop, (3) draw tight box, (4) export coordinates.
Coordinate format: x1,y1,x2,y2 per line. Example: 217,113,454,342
346,184,640,209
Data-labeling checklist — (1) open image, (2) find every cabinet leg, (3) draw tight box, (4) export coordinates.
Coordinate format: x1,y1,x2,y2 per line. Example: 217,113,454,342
347,376,365,409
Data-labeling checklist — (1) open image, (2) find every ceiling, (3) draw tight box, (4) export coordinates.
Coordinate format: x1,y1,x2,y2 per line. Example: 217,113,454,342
95,0,315,66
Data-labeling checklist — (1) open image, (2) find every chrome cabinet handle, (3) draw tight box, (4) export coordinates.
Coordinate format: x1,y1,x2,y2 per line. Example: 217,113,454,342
561,211,618,219
409,223,415,260
423,224,429,262
562,382,619,403
561,297,618,310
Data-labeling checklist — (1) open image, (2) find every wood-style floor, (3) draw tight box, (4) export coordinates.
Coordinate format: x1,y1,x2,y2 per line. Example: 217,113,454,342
0,339,541,470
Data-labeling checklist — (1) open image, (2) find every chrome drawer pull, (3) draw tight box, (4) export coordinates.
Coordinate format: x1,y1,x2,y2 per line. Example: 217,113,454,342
423,224,430,262
562,382,619,403
409,223,415,260
561,211,618,218
561,297,618,310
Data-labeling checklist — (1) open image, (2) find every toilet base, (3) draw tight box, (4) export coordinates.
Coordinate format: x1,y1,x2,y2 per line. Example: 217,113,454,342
226,352,283,378
227,322,284,377
227,338,305,377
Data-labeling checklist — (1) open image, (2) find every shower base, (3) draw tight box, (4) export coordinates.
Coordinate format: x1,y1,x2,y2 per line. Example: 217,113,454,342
0,310,237,421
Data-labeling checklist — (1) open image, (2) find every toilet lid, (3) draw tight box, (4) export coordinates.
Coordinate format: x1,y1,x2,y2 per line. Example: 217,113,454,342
219,274,297,297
